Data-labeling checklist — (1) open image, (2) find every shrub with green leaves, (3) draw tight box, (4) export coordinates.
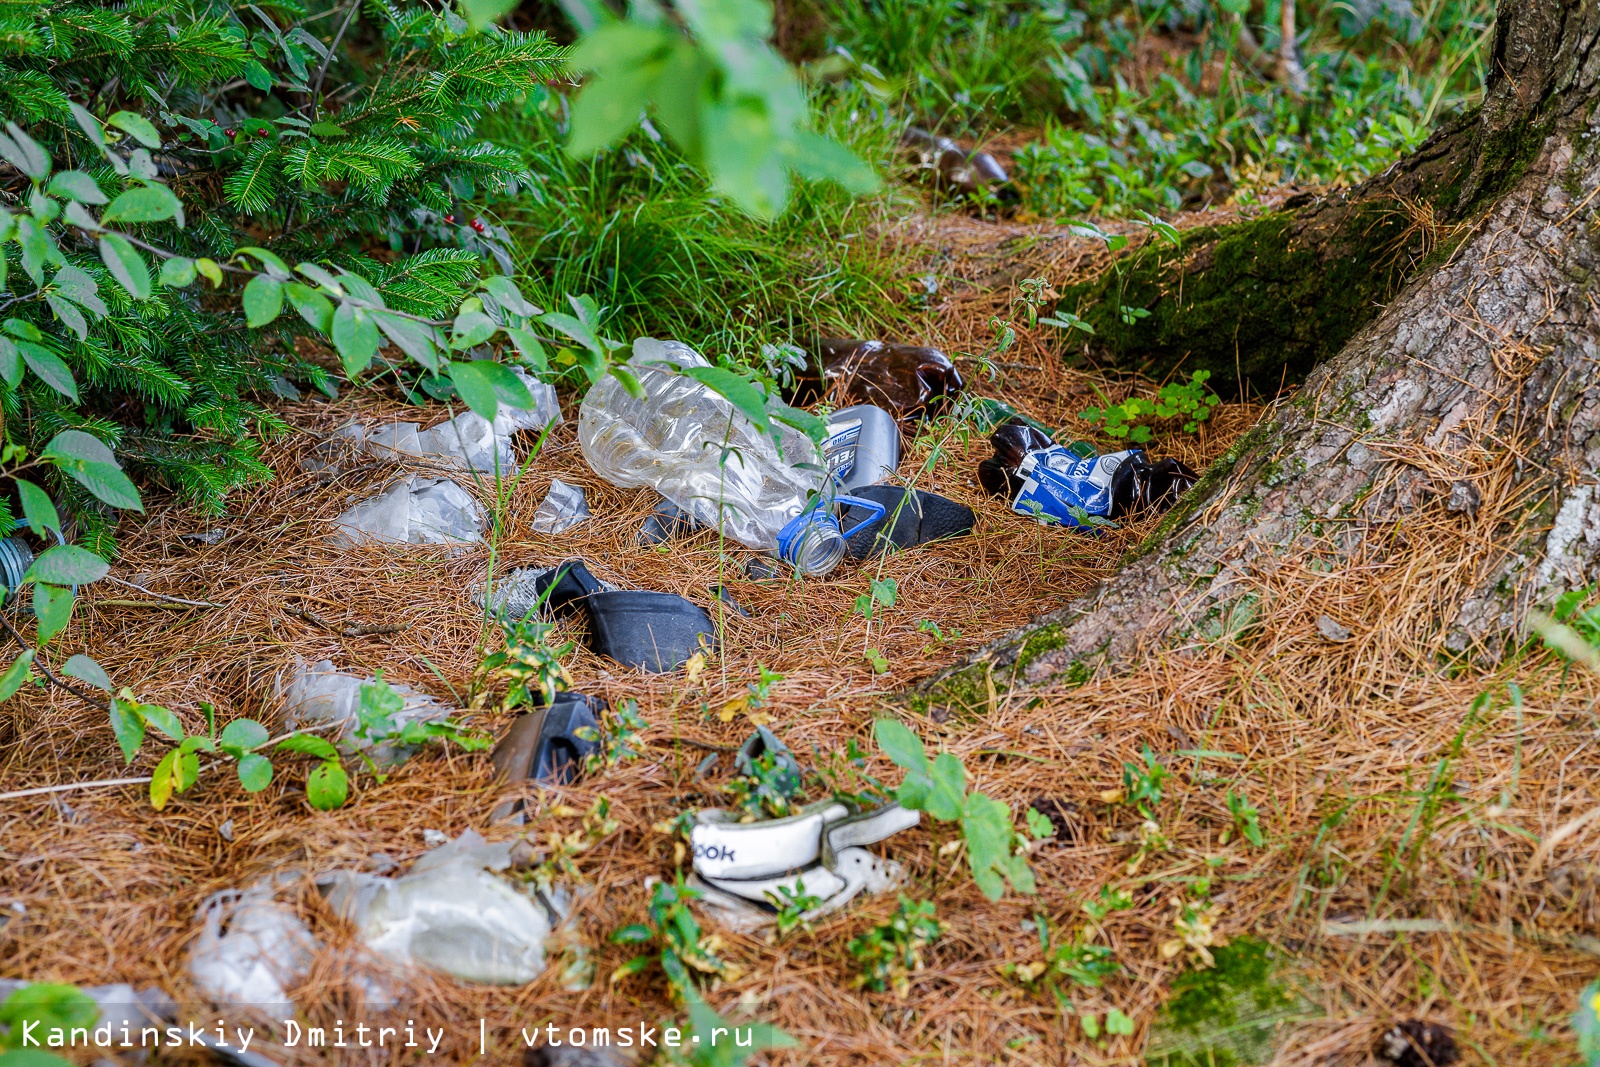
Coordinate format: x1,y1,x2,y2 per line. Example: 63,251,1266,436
873,718,1035,900
0,1,567,516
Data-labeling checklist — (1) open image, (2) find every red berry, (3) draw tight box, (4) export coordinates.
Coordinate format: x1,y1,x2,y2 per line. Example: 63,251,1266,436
444,214,456,224
254,128,268,137
226,128,237,138
470,218,487,233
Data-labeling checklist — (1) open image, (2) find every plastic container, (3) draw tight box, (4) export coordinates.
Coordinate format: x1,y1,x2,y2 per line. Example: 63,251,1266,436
585,590,716,672
1012,447,1139,528
0,538,32,604
801,339,964,417
579,338,883,575
823,404,900,491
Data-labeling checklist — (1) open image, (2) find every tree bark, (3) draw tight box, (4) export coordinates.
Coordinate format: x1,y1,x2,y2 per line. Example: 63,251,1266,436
915,0,1600,714
1052,0,1598,396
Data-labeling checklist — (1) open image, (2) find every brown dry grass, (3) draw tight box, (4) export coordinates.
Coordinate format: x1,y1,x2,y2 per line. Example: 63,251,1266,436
0,218,1594,1067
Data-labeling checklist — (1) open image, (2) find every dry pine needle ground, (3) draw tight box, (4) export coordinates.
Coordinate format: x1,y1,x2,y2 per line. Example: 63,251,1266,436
0,216,1593,1067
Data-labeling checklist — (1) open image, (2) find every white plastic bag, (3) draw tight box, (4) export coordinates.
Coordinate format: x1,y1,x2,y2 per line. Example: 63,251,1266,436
331,475,483,549
277,658,454,767
189,877,317,1019
530,479,591,534
319,831,555,985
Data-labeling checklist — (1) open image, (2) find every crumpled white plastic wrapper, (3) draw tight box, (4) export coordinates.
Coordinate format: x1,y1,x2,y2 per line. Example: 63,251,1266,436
189,876,317,1020
319,831,562,986
472,563,619,621
530,478,591,535
315,370,560,476
331,475,483,549
277,658,455,767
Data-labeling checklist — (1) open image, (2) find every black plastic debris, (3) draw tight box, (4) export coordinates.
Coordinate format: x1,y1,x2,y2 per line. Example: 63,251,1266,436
585,590,716,672
1378,1020,1459,1067
1106,451,1201,518
638,495,700,545
710,584,750,617
493,692,605,787
977,421,1055,500
841,485,976,558
533,560,605,618
902,127,1018,205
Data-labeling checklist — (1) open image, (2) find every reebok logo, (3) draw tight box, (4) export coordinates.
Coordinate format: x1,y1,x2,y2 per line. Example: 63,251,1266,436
693,842,735,863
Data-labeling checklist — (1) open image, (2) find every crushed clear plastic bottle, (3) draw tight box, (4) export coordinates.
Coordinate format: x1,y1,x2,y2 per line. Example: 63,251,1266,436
579,338,847,574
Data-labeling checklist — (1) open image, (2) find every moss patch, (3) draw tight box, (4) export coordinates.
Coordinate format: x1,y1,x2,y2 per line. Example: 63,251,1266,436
1055,204,1413,396
1146,939,1315,1067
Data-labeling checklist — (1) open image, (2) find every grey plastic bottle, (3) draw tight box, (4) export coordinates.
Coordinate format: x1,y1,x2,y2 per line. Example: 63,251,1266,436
823,404,899,491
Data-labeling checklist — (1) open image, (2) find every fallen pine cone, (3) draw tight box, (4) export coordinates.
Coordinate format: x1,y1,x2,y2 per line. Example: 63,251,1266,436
1378,1020,1459,1067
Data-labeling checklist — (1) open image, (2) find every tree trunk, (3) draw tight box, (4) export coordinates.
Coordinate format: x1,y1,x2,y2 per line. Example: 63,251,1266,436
1051,0,1597,396
915,0,1600,714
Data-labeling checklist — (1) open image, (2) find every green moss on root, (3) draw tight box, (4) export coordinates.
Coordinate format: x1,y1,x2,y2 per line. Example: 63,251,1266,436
1055,205,1414,395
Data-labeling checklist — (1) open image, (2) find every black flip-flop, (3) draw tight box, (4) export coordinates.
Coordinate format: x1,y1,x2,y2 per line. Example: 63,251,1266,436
840,486,976,558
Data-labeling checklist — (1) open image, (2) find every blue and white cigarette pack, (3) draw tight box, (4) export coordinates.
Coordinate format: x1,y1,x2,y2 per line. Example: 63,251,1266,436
1010,447,1138,527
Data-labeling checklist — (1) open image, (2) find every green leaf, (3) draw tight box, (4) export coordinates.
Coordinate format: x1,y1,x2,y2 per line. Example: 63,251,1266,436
450,309,498,350
785,129,881,195
505,326,548,373
236,753,273,792
237,246,292,279
874,719,929,774
0,338,18,388
17,341,78,401
961,792,1032,901
32,582,72,644
220,718,270,751
0,649,34,702
0,980,99,1037
15,479,59,537
276,733,340,759
306,759,349,809
1105,1008,1135,1036
447,359,500,421
195,258,223,287
62,654,111,692
107,111,161,149
99,234,151,299
284,282,333,333
242,274,283,327
46,171,107,205
482,276,539,318
42,431,142,512
25,545,109,586
160,257,197,287
243,60,274,91
678,365,772,436
100,185,181,225
136,702,184,742
371,311,441,371
332,303,379,376
1025,807,1056,839
308,122,347,138
109,697,145,762
609,923,654,944
926,752,967,822
149,749,180,809
0,123,50,180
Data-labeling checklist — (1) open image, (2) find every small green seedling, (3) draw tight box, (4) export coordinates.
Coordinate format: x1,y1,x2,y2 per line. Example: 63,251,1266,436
1225,790,1265,847
848,896,944,997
